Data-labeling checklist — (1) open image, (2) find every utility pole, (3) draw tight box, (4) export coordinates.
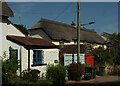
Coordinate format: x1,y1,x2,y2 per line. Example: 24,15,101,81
77,0,81,63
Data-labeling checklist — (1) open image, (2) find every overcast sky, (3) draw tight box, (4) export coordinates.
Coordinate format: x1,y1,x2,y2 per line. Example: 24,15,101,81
8,2,118,34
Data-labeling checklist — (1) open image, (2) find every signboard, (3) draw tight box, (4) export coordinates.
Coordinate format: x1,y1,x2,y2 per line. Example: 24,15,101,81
74,54,85,64
64,54,85,66
64,54,73,66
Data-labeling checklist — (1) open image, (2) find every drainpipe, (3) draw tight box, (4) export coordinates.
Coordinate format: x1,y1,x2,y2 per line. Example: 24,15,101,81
20,46,22,78
28,48,30,71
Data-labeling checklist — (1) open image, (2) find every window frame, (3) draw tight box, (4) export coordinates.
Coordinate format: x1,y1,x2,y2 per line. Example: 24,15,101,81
33,50,43,65
9,49,18,64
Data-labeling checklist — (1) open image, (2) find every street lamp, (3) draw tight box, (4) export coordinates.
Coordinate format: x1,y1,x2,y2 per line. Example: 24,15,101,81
77,1,80,63
81,22,96,26
77,21,95,63
77,1,95,63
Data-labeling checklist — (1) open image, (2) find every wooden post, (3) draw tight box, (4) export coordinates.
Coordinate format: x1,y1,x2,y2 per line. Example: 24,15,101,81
77,0,81,63
28,48,30,71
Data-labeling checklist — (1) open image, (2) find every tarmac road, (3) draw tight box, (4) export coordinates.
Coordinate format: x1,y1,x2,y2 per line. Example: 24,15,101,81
65,76,120,86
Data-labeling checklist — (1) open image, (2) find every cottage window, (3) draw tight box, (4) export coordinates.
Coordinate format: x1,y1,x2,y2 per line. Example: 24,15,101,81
33,50,43,64
9,49,18,64
59,41,64,45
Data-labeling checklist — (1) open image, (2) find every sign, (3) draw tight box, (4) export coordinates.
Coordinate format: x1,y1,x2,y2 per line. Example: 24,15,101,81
106,42,112,47
64,54,73,66
64,54,85,66
74,54,85,64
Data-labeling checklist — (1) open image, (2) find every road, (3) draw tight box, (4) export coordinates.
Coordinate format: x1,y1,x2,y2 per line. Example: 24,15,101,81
65,76,120,86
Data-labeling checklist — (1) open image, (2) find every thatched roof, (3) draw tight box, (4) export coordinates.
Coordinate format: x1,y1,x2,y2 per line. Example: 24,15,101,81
12,24,29,36
29,18,105,44
59,44,93,55
0,0,14,17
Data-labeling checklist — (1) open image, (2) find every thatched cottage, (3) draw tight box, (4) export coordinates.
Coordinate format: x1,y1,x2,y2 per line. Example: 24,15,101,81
0,0,59,76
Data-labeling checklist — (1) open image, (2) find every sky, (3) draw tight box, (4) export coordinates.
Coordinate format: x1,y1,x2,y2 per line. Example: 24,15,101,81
7,2,118,34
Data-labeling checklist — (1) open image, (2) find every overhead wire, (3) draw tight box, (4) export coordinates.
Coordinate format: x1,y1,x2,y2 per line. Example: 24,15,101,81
53,2,73,20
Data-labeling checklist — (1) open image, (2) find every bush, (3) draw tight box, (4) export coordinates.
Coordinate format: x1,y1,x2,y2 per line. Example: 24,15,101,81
67,62,85,81
22,69,40,82
46,64,66,86
2,59,19,84
2,79,53,86
108,65,120,76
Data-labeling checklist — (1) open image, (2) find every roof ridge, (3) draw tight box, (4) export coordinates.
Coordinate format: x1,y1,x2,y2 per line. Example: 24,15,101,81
39,18,96,33
39,18,76,29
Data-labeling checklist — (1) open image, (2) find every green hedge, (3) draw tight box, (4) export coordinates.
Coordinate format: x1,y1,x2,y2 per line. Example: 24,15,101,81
46,64,66,86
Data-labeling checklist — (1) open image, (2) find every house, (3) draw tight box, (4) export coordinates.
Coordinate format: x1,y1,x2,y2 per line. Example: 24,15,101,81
101,32,111,42
29,18,105,53
29,18,105,65
0,0,59,76
29,18,105,46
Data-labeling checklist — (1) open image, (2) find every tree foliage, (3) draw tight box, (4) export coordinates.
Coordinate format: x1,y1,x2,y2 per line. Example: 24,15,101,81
108,33,120,65
92,33,120,66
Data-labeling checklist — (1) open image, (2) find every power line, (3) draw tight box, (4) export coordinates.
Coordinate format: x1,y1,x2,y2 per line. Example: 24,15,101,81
73,4,77,23
54,2,73,20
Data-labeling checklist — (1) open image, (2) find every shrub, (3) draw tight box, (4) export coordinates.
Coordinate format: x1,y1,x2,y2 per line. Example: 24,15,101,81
85,62,91,67
22,69,40,82
46,64,66,86
108,65,120,76
67,62,85,81
2,54,19,84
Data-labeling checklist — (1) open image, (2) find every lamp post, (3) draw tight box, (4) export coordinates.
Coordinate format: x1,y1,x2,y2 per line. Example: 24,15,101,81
77,1,95,63
77,1,80,63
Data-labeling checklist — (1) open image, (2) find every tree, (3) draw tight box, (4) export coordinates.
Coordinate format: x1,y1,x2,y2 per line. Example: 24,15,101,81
92,32,120,66
108,33,120,65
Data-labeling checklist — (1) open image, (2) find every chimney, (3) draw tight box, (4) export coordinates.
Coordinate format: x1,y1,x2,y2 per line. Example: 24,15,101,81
71,21,76,28
90,29,95,31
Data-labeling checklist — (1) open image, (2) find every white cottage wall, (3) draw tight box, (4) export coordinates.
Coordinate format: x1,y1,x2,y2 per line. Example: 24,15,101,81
0,19,26,61
1,19,25,58
0,19,2,56
28,49,59,76
1,19,59,76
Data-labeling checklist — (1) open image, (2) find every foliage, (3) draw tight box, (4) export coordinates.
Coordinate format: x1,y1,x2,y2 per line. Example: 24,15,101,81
85,62,91,67
46,64,66,86
91,47,108,65
22,69,40,82
91,33,120,66
108,65,120,76
2,59,19,73
67,62,85,81
108,33,120,65
2,78,53,86
1,51,19,84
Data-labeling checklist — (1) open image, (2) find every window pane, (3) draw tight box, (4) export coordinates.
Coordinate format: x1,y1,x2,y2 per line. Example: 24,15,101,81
9,49,18,64
33,50,43,64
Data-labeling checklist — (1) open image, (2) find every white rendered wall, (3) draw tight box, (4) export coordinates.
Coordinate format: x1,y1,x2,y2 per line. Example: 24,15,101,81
1,19,25,58
0,19,2,57
26,49,59,76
